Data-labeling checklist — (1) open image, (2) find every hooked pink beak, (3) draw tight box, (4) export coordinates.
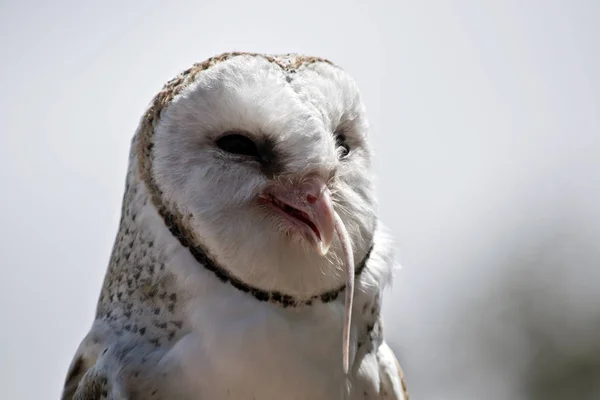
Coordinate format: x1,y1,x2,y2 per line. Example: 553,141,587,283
258,176,335,255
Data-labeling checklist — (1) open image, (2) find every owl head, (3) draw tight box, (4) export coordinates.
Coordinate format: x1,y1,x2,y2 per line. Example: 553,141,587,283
138,53,378,300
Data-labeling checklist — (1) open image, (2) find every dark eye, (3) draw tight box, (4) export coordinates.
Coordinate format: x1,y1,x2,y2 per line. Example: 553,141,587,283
216,133,260,158
335,133,350,158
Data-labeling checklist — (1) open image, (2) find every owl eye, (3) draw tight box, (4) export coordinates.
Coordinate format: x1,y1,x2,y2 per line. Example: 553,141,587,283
335,133,350,158
216,133,260,158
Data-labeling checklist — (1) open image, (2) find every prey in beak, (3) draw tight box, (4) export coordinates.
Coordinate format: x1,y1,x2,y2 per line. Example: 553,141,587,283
258,175,356,386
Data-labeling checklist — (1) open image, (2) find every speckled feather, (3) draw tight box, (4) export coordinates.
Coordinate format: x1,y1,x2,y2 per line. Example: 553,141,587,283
61,52,409,400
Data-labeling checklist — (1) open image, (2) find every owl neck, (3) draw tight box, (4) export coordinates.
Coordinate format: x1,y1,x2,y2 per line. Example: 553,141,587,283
153,191,373,307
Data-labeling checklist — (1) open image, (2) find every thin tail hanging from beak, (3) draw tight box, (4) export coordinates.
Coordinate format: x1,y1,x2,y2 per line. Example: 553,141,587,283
333,210,355,379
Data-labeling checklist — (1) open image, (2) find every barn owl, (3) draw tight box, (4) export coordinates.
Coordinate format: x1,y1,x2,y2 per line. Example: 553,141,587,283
61,52,409,400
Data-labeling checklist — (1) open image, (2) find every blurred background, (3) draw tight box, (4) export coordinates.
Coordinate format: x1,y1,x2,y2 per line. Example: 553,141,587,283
1,1,599,399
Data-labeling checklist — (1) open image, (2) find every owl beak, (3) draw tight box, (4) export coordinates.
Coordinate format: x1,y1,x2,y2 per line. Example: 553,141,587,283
259,177,335,256
301,179,335,256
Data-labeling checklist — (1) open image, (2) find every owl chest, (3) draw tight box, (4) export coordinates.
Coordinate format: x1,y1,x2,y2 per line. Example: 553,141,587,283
162,298,355,400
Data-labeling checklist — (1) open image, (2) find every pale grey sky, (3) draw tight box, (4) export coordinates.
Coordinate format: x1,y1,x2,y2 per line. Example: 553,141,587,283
1,1,599,399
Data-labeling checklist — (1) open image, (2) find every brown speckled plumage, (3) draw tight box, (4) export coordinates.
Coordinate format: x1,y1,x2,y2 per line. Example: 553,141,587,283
96,163,183,347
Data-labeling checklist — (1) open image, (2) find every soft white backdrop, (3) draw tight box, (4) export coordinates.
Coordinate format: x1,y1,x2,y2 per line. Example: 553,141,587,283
1,1,599,399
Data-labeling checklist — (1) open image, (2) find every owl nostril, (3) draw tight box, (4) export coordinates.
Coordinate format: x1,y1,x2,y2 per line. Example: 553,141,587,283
306,194,318,204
